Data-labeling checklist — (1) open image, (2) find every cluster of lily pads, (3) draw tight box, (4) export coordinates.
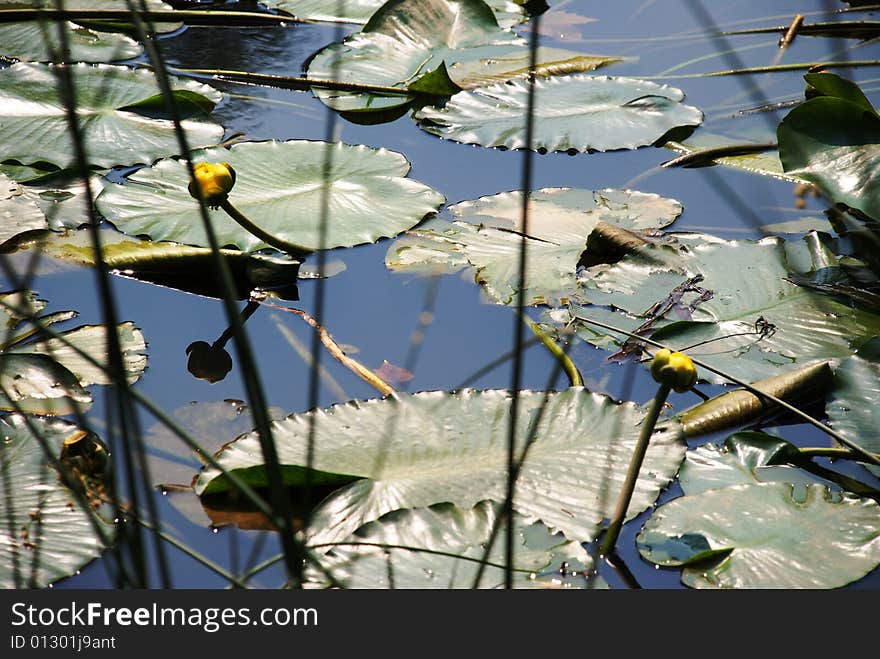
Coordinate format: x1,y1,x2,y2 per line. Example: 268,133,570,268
0,0,878,589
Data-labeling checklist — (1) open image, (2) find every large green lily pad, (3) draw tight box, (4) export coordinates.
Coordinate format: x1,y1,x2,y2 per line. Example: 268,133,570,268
574,233,880,383
414,75,703,153
96,140,445,252
778,84,880,221
195,388,686,545
0,290,147,414
306,501,605,589
266,0,527,27
0,172,48,246
0,0,179,64
826,337,880,477
386,187,682,306
637,482,880,589
0,413,110,588
306,0,620,117
0,62,223,170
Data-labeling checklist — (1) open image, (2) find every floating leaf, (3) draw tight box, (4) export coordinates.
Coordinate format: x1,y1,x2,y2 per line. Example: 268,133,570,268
0,0,179,64
0,290,147,414
96,140,445,252
638,482,880,589
11,227,304,300
827,337,880,477
307,501,604,589
266,0,528,28
306,0,620,117
0,172,47,246
778,89,880,221
414,75,703,153
195,388,686,546
679,432,814,495
664,135,806,184
0,413,110,588
0,62,223,170
575,233,880,383
386,187,682,306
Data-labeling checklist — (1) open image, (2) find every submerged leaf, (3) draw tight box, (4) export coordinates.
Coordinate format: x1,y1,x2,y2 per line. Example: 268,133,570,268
96,140,445,252
638,482,880,589
0,414,110,588
415,75,703,153
195,388,686,546
0,63,223,170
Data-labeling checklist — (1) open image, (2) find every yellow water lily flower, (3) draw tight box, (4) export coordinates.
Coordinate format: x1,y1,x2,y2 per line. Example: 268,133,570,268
650,348,698,393
188,161,236,208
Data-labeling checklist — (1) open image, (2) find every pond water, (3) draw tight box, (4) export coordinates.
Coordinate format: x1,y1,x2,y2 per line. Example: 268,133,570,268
10,0,877,588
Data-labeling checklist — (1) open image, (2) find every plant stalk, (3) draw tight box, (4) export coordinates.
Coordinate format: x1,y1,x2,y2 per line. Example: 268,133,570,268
219,199,311,257
599,383,671,557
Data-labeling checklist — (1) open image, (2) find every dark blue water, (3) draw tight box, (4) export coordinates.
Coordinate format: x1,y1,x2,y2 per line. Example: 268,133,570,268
29,0,880,589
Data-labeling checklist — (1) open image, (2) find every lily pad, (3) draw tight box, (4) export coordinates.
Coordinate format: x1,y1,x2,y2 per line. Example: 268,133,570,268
306,0,620,117
0,413,110,588
679,432,815,495
306,501,605,589
414,75,703,153
637,482,880,589
826,337,880,477
96,140,445,252
266,0,528,28
12,227,305,300
386,187,682,306
0,62,223,170
195,388,686,545
576,233,880,383
0,290,147,414
664,135,807,184
778,92,880,222
0,173,48,246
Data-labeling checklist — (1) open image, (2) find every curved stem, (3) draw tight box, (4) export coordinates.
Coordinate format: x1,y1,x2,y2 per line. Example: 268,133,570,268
599,384,672,557
220,199,312,257
526,319,583,387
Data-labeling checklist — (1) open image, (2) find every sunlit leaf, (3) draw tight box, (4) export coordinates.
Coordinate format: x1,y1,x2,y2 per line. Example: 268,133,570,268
679,432,815,495
826,337,880,477
0,413,110,588
306,0,620,117
415,74,703,153
778,89,880,221
0,173,47,246
664,135,806,184
195,388,686,546
386,187,682,306
638,482,880,589
0,290,148,414
266,0,528,28
0,62,223,170
306,501,605,589
96,140,445,252
574,233,880,383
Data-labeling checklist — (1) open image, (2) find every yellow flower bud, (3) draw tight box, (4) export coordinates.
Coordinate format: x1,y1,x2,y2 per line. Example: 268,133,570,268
188,161,236,208
650,348,698,393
